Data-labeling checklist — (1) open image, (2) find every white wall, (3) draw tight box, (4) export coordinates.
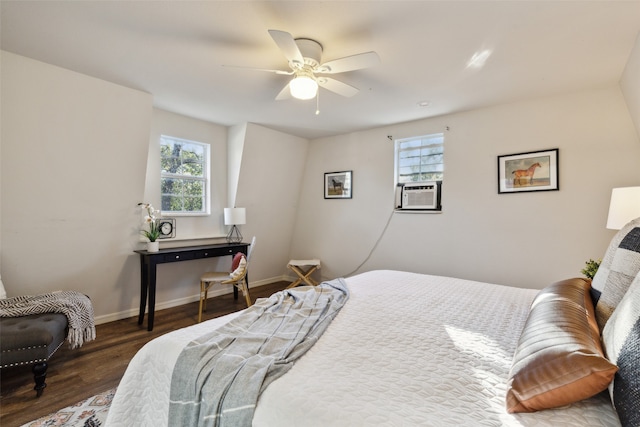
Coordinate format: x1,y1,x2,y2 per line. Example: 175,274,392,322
228,123,247,209
2,47,638,324
0,52,153,317
135,121,309,315
137,108,236,311
146,108,228,241
234,123,310,282
0,51,310,324
292,87,640,289
620,32,640,139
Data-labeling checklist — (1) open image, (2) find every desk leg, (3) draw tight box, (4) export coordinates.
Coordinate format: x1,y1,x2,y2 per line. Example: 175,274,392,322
147,260,157,331
138,256,148,325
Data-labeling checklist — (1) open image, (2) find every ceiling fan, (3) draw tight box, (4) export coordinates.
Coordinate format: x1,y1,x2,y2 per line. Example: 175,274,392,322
227,29,380,101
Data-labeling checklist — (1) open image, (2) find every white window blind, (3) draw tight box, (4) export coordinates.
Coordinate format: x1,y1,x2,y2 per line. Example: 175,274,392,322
395,133,444,184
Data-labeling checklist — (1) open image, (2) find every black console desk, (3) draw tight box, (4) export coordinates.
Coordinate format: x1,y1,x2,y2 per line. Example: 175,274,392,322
134,242,249,331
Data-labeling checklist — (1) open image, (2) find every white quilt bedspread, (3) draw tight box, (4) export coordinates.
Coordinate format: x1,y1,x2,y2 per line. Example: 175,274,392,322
106,270,620,426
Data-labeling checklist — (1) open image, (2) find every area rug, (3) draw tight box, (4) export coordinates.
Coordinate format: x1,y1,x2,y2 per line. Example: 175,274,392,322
20,388,115,427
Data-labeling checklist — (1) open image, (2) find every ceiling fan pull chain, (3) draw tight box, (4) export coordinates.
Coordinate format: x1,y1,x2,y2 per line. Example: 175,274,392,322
315,91,320,115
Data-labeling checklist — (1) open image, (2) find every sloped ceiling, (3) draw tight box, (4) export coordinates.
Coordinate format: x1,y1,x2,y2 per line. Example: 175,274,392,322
2,1,639,139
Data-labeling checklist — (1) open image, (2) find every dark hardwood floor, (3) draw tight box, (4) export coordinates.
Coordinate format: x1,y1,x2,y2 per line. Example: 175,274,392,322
0,281,290,427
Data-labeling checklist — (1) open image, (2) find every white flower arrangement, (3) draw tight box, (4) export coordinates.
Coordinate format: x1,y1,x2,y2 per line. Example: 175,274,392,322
138,203,161,242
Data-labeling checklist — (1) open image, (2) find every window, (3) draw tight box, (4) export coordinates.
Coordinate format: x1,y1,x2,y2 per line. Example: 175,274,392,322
160,135,209,214
395,133,444,184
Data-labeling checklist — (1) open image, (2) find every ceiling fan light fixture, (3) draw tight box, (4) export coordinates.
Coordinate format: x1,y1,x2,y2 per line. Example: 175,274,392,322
289,74,318,100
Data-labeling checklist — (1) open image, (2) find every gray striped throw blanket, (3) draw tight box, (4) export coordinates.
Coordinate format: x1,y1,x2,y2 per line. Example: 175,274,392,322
0,290,96,349
168,278,350,427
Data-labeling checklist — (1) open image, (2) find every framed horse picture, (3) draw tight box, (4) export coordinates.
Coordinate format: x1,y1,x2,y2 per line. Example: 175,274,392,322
497,149,559,194
324,171,352,199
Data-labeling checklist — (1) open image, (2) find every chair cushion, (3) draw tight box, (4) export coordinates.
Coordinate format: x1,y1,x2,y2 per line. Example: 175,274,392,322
0,313,68,367
288,259,321,268
201,271,232,282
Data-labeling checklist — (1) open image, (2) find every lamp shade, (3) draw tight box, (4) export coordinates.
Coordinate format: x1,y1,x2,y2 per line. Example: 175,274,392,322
224,207,246,225
606,187,640,230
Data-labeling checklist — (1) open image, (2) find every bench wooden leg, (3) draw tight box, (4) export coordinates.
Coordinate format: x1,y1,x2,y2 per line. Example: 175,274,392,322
33,361,48,397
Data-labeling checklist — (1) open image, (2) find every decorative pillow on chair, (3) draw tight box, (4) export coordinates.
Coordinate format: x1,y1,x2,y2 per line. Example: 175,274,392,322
231,252,245,272
506,278,618,413
591,217,640,330
229,255,247,281
602,272,640,427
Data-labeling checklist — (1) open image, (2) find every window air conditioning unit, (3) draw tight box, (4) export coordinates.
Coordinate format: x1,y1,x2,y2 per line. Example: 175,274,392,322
397,181,442,210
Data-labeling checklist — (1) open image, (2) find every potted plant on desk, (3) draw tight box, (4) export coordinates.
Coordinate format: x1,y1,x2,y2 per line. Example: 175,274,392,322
138,203,161,252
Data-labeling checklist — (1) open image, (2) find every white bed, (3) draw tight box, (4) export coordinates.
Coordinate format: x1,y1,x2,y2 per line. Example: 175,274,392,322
106,270,620,426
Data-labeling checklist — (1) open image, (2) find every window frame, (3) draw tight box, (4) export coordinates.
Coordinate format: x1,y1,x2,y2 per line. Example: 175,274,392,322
160,135,210,216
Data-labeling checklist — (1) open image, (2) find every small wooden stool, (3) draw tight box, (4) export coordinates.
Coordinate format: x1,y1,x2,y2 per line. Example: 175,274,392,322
286,259,321,288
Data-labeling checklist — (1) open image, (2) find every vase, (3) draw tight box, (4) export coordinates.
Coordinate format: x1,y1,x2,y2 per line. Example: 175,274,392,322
147,241,159,252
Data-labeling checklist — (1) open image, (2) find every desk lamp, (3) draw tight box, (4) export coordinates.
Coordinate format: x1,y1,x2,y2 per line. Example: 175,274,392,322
224,207,246,243
606,187,640,230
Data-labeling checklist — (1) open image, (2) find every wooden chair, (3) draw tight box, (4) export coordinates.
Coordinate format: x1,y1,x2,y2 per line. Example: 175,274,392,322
198,236,255,322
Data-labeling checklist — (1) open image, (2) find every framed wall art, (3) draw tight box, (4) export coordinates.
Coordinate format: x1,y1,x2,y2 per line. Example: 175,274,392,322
324,171,352,199
497,149,559,194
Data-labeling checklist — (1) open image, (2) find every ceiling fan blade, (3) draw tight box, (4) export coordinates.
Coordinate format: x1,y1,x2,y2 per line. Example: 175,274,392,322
268,29,304,66
222,64,293,75
318,77,359,97
317,51,380,74
275,82,292,100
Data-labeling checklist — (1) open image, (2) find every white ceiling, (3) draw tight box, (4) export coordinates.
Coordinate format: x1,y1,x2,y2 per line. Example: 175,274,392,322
2,1,639,139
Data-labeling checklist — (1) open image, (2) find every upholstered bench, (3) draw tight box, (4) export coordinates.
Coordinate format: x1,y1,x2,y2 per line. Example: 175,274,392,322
0,313,68,396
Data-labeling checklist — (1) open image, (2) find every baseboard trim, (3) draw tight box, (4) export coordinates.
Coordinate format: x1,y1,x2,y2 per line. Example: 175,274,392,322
94,275,289,325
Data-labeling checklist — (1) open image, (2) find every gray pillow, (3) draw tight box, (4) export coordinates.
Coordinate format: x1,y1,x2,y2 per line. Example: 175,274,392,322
591,217,640,330
602,272,640,427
